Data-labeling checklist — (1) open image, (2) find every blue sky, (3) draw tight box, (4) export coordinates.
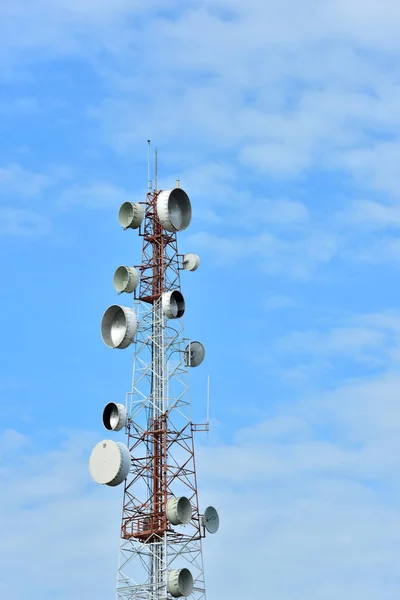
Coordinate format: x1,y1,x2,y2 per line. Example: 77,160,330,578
1,1,400,598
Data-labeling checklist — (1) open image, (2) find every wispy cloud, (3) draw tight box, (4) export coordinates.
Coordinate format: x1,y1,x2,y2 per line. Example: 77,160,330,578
0,207,51,236
187,228,337,279
2,3,400,599
280,326,386,359
254,311,400,393
338,199,400,231
3,365,400,600
263,294,296,310
74,2,400,202
0,164,52,198
58,182,132,210
0,429,120,599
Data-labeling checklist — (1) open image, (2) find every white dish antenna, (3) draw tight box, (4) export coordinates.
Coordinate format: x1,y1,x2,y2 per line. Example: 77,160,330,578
167,568,193,598
166,496,192,525
157,188,192,232
202,506,219,534
118,202,144,230
101,305,137,349
184,341,205,367
183,253,200,272
113,266,139,294
103,402,127,431
162,291,185,319
89,440,130,487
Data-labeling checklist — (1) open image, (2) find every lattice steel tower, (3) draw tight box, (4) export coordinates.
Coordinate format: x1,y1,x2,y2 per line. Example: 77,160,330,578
89,147,219,600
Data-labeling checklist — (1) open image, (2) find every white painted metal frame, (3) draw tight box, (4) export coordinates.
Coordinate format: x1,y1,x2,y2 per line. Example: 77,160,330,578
116,253,206,600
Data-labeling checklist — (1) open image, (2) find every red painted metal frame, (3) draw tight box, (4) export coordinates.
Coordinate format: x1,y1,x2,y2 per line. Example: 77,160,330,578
121,420,202,543
120,190,203,548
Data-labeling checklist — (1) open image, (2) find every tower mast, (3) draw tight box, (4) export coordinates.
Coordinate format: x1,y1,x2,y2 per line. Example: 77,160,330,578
89,146,219,600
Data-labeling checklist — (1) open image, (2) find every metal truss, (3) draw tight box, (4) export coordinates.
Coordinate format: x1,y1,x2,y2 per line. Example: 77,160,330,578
116,191,207,600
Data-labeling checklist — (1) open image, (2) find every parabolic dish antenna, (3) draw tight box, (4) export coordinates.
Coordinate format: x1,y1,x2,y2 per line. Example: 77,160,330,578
157,188,192,232
113,266,139,294
118,202,144,230
183,253,200,272
166,496,192,525
167,568,193,598
162,291,185,319
101,305,137,349
184,341,205,367
202,506,219,534
89,440,130,487
102,402,127,431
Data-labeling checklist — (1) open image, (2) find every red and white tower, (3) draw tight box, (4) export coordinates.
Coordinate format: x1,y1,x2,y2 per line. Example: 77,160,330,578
89,148,219,600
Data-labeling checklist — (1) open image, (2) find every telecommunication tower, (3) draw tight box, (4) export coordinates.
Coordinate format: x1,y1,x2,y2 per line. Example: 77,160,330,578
89,145,219,600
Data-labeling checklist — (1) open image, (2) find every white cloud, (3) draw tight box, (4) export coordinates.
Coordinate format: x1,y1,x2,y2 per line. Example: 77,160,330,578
0,430,120,600
338,142,400,196
264,295,295,310
2,1,400,259
2,4,400,599
161,161,310,229
280,326,386,358
72,1,400,203
355,312,400,332
0,207,51,236
251,310,400,395
0,429,29,454
187,228,337,279
197,367,400,598
0,164,51,199
240,141,313,176
3,362,400,600
58,181,132,210
334,197,400,265
2,311,400,600
3,2,400,285
266,312,400,387
338,199,400,230
348,236,400,266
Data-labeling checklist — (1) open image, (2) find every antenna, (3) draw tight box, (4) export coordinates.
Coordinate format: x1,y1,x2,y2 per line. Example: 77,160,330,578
202,506,220,534
207,374,210,428
155,147,158,191
89,150,219,600
147,140,152,190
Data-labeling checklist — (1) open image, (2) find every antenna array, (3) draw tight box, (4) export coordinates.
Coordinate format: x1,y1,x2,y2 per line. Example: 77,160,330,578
89,146,219,600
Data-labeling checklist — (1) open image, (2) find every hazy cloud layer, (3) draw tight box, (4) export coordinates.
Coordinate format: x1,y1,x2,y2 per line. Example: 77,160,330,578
1,2,400,599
